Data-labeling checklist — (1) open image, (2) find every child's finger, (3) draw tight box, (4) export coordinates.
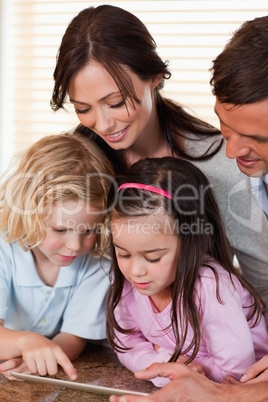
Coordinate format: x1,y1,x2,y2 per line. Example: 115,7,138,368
24,356,38,374
23,351,50,376
3,371,23,381
3,361,31,380
34,348,58,377
45,356,58,376
223,375,240,384
35,356,50,377
55,350,77,380
0,358,23,371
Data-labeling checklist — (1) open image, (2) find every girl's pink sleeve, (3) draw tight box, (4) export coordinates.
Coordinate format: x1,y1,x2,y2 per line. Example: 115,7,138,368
193,270,268,382
113,290,172,387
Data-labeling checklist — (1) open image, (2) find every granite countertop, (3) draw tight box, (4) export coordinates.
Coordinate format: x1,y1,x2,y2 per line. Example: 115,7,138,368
0,343,157,401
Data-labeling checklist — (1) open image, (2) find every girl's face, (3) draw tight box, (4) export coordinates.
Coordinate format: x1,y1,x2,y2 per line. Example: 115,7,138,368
111,214,181,306
32,199,103,268
68,61,161,152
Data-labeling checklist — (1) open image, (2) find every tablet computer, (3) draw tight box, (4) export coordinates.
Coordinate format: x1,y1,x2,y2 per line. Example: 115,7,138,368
11,372,150,396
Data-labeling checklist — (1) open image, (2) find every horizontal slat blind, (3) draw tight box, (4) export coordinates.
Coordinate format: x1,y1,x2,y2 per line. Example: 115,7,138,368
0,1,267,172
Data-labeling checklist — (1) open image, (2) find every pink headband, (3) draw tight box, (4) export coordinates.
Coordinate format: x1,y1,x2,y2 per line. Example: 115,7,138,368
118,183,173,200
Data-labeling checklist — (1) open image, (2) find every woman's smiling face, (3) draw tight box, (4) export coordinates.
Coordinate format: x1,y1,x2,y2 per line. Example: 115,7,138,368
68,61,161,152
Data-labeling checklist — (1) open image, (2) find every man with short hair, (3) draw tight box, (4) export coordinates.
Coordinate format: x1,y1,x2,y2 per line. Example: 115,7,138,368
208,15,268,308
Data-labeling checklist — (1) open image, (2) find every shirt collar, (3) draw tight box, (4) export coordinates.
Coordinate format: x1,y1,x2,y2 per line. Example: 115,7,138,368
15,247,79,287
250,176,262,189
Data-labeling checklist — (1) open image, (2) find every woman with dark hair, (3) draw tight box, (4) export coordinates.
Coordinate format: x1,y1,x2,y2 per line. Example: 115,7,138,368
106,157,268,387
51,4,222,172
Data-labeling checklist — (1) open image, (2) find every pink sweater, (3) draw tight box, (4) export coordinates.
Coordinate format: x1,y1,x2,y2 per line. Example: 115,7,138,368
114,261,268,387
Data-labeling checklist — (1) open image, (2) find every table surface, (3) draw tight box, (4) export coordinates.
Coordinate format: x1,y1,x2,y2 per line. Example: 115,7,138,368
0,344,157,401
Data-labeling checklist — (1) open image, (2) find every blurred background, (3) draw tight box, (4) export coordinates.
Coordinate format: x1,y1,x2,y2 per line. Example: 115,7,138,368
0,0,267,173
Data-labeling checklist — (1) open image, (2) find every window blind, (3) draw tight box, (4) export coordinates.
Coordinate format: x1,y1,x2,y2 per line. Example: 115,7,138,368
0,0,267,172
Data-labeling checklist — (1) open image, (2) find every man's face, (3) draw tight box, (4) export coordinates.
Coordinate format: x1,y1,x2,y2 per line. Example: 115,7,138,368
214,98,268,177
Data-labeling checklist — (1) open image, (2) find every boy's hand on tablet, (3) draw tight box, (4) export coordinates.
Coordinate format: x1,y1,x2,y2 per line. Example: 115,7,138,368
18,332,77,380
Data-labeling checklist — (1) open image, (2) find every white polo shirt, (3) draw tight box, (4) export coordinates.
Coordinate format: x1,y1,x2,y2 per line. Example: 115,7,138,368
0,238,111,340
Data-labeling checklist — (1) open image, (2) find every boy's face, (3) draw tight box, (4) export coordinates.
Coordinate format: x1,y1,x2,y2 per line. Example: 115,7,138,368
32,200,103,268
111,214,181,310
214,98,268,177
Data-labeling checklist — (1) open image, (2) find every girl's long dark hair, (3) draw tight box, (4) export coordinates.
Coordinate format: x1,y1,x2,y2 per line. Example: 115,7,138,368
106,157,265,363
51,5,222,173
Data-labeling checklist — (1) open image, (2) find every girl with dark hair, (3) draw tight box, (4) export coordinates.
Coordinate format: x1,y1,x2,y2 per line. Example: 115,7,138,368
106,157,268,387
51,5,222,172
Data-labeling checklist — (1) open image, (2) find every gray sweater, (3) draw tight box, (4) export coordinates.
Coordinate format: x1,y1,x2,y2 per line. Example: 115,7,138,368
187,134,268,307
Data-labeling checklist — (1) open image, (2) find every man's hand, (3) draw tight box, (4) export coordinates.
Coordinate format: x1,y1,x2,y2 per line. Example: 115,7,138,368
176,356,205,375
226,356,268,385
109,363,223,402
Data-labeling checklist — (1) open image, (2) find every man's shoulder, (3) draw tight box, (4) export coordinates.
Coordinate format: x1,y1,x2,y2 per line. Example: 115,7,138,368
189,139,242,198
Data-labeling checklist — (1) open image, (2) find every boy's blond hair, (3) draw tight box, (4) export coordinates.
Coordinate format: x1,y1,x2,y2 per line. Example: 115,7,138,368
0,133,114,255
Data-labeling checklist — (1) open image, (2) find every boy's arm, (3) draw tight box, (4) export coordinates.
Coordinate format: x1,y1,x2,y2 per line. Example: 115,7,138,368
0,320,77,380
52,332,87,361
